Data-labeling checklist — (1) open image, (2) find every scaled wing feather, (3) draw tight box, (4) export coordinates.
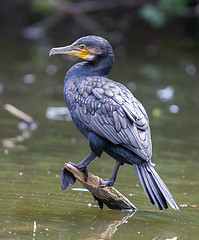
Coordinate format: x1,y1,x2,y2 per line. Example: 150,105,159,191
68,76,152,161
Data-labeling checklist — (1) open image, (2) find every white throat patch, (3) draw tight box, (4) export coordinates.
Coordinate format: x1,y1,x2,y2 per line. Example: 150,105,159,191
83,54,95,61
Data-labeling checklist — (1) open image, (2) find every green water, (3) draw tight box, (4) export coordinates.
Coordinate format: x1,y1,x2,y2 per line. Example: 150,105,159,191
0,35,199,240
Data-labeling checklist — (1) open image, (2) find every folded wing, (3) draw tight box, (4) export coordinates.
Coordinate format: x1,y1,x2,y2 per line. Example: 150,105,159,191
67,76,152,161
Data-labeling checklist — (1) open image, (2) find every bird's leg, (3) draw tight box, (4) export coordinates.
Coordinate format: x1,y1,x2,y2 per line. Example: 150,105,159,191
69,151,97,181
100,161,122,187
62,152,97,191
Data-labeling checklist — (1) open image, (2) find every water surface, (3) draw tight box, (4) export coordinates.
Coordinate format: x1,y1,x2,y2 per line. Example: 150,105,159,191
0,35,199,239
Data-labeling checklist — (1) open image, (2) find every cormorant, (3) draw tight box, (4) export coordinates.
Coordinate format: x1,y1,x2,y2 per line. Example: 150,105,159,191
49,36,179,210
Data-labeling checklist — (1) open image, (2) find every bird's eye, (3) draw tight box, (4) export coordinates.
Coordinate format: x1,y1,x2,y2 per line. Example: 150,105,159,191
80,44,86,49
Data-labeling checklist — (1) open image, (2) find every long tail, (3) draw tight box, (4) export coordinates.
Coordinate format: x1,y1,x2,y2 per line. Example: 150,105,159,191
134,162,179,210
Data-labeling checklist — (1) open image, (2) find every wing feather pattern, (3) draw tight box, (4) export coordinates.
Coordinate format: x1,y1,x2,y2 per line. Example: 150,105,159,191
66,76,152,161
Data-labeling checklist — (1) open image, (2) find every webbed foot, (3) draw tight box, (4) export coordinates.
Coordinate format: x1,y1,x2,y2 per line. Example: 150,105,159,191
61,167,76,191
100,178,115,187
100,161,121,187
68,162,88,182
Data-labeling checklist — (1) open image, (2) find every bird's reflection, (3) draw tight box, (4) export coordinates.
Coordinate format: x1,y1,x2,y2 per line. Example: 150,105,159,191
79,210,135,240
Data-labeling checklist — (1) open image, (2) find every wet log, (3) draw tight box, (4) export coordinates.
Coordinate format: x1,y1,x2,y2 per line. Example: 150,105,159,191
65,163,137,211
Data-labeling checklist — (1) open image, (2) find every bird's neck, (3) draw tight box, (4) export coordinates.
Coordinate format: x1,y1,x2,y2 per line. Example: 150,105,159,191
64,54,114,84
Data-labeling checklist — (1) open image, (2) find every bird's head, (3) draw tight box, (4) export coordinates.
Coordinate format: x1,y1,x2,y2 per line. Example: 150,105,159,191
49,35,114,62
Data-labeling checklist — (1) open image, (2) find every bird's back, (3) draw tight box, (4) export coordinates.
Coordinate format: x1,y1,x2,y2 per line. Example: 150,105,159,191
64,75,152,161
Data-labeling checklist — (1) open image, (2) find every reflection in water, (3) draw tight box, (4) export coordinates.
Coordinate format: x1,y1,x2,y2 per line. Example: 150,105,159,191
1,37,199,240
2,104,37,150
2,129,33,150
33,221,36,240
79,211,135,240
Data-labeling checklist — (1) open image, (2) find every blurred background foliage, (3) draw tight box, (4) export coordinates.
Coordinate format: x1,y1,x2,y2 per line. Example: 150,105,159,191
1,0,199,39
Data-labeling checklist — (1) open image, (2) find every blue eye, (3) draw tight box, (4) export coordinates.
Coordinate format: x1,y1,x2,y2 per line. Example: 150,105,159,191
80,44,85,49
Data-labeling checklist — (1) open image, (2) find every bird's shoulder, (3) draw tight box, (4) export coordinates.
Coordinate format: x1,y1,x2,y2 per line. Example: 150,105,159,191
65,76,149,127
66,76,133,102
65,76,119,117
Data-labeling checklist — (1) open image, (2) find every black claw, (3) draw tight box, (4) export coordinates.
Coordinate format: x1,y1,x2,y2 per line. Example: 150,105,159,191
100,178,107,187
93,195,103,209
100,178,114,187
61,167,76,191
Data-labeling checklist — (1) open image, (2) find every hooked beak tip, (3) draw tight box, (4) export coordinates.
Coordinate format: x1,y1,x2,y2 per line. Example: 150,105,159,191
49,45,74,57
49,49,55,57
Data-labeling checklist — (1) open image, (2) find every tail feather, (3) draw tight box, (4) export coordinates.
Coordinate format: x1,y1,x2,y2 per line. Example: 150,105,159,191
142,166,165,210
147,165,179,210
134,164,155,205
146,167,168,209
134,163,179,210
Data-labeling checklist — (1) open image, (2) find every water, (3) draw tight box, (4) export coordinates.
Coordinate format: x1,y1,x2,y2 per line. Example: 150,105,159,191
0,35,199,240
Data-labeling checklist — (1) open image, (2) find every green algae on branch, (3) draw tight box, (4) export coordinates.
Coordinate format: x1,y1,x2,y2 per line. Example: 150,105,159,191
64,162,137,211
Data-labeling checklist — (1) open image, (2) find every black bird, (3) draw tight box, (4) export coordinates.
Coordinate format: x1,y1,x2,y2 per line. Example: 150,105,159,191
49,36,179,210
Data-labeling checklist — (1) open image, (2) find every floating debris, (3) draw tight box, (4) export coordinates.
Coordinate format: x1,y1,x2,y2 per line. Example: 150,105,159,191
46,107,72,121
157,86,174,102
72,188,89,192
166,237,178,240
33,220,36,239
190,205,198,208
180,204,198,208
180,204,187,207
